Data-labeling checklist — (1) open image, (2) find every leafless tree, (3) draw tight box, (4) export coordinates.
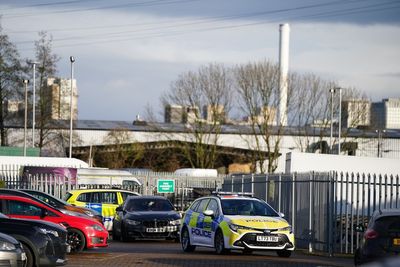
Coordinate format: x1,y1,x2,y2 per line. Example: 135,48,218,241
0,24,26,146
234,60,282,173
95,128,144,169
161,63,233,169
34,31,60,153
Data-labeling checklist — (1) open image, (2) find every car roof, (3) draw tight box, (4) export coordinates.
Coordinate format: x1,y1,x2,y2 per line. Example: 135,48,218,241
0,189,60,208
0,195,60,212
372,209,400,219
126,195,167,200
68,189,140,194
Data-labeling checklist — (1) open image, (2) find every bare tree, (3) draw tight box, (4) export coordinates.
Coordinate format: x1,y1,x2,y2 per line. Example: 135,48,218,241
161,63,233,169
0,24,26,145
95,128,144,169
234,60,282,173
34,31,60,153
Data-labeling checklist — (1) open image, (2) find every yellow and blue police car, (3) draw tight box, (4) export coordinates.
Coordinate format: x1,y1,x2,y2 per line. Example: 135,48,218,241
180,193,295,256
64,188,140,231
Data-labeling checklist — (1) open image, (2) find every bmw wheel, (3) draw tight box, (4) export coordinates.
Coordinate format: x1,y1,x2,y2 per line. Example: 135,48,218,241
181,227,196,252
214,229,228,255
68,228,86,252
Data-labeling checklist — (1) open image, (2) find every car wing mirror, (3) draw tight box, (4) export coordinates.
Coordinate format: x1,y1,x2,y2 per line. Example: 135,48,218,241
41,209,48,218
279,212,285,218
203,210,215,219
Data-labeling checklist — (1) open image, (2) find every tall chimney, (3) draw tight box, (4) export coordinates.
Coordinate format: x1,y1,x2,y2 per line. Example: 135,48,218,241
278,23,290,126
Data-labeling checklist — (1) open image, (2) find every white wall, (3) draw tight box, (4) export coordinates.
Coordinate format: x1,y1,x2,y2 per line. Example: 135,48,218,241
285,152,400,176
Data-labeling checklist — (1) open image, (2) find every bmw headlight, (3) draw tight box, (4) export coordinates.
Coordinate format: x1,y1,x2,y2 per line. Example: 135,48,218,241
228,223,254,232
35,227,59,237
169,219,181,226
90,224,105,232
0,241,16,251
279,226,293,233
125,219,141,226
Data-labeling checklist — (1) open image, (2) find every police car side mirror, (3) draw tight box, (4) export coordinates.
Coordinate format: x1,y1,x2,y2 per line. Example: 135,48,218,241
279,212,285,218
203,210,215,218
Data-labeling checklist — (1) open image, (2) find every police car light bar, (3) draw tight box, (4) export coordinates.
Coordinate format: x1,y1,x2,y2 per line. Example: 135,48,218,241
211,191,254,197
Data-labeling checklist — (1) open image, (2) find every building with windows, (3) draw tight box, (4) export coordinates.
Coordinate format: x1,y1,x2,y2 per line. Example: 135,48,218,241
45,78,78,120
371,98,400,129
342,99,371,128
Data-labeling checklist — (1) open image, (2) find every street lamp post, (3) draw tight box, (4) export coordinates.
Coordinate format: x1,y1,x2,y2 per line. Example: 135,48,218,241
69,56,75,158
329,88,335,153
29,61,38,147
23,79,29,157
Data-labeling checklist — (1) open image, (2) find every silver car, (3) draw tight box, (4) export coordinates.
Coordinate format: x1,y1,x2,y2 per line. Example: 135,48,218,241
0,232,26,267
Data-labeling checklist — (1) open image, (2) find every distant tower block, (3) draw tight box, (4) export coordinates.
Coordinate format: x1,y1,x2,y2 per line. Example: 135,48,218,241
278,23,290,126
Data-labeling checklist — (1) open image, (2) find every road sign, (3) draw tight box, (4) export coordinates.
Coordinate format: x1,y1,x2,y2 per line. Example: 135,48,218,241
157,179,175,193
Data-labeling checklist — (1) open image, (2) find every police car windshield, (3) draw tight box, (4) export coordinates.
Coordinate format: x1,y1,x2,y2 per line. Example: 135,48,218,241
126,198,174,212
221,199,279,216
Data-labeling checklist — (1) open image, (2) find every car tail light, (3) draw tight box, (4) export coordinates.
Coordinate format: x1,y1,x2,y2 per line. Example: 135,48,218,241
364,229,379,239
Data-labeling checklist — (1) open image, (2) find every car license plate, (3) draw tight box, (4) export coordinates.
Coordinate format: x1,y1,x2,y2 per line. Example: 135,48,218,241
256,235,279,242
393,238,400,245
146,227,165,233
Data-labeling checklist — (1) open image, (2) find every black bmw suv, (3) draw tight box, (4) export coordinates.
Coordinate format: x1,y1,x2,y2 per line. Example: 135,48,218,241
112,196,181,241
0,212,69,267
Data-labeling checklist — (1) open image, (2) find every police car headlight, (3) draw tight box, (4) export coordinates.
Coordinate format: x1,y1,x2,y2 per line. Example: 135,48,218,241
279,226,292,233
228,223,253,232
35,227,59,237
125,219,141,226
169,219,181,226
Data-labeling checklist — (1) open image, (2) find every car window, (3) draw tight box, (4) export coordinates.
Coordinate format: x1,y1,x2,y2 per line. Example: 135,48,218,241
375,215,400,233
77,192,92,202
121,192,138,201
8,200,42,216
205,199,219,217
101,192,118,204
194,199,210,213
126,198,173,212
63,192,73,201
221,199,279,216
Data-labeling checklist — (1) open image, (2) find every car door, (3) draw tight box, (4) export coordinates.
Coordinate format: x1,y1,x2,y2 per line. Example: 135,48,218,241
203,199,220,247
4,199,61,225
98,191,119,231
191,198,210,245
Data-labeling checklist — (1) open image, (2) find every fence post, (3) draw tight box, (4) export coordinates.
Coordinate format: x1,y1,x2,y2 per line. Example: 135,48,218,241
292,173,295,236
278,173,282,213
251,173,254,196
309,172,313,253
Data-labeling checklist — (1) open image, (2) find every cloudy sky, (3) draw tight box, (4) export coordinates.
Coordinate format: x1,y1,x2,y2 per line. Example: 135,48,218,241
1,0,399,121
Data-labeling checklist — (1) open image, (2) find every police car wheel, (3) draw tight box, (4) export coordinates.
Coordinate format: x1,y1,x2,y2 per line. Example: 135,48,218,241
214,230,228,255
276,250,291,258
181,227,195,252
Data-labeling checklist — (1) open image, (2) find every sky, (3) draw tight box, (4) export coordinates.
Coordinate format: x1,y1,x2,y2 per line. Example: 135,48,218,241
1,0,400,121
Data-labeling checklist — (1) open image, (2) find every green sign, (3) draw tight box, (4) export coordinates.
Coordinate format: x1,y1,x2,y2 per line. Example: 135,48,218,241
157,179,175,193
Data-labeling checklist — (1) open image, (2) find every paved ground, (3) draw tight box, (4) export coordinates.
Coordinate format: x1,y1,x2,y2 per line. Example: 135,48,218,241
66,240,355,267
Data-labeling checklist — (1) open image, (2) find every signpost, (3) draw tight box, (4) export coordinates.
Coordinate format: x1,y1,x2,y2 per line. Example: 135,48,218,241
157,179,175,193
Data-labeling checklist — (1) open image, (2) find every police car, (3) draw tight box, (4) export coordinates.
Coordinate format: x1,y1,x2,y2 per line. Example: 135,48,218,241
180,193,295,256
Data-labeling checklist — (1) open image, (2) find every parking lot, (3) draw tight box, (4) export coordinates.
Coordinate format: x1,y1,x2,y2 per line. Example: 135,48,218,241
67,240,354,267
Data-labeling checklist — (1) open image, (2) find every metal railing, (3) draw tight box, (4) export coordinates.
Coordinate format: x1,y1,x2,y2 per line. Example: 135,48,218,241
222,172,400,255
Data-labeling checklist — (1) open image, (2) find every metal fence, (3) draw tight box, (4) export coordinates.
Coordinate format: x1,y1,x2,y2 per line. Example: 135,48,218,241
0,165,224,211
222,172,400,255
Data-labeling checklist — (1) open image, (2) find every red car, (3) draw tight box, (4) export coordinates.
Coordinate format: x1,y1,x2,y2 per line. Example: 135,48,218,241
0,195,108,252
